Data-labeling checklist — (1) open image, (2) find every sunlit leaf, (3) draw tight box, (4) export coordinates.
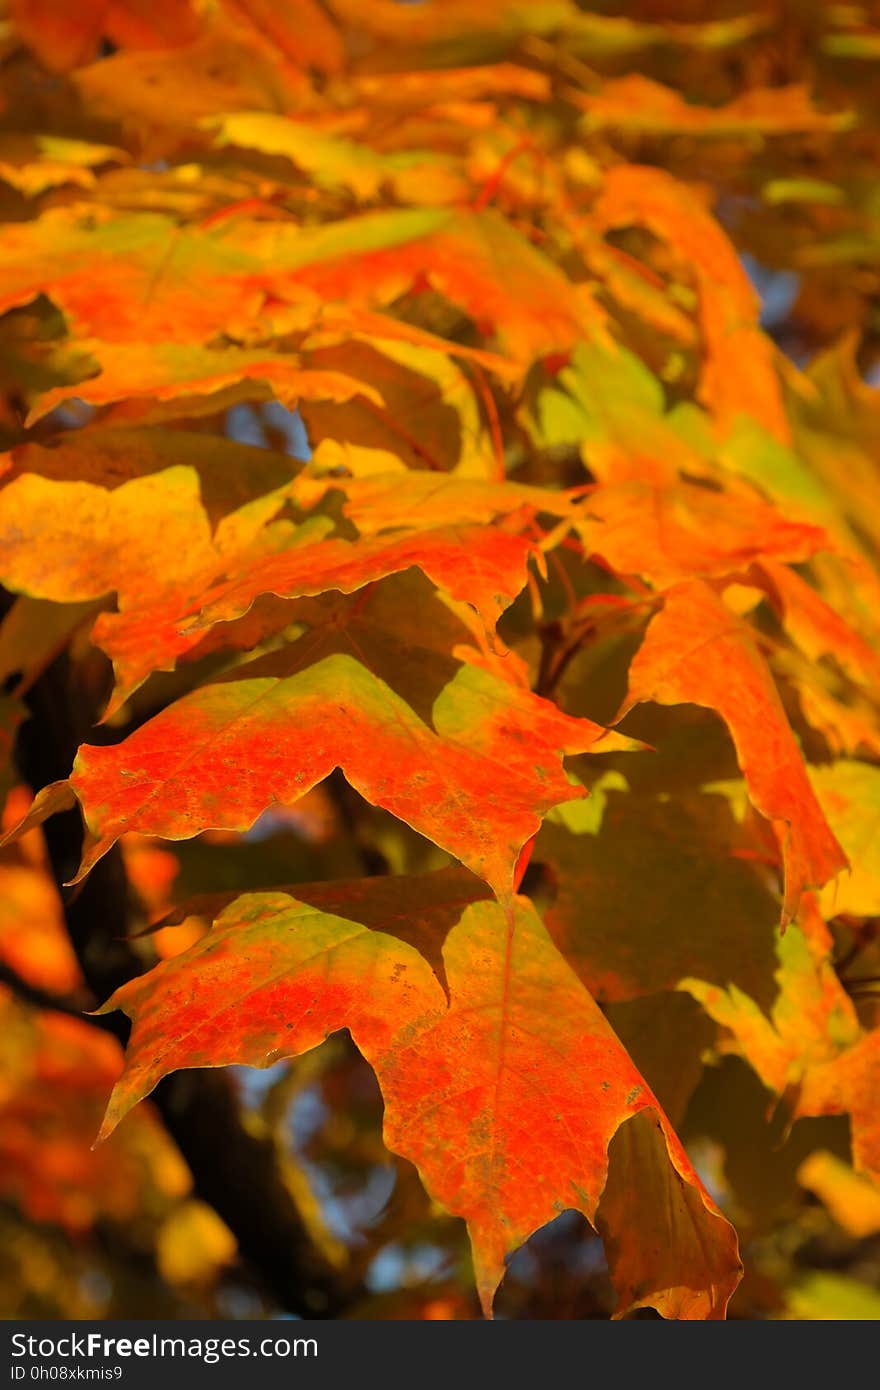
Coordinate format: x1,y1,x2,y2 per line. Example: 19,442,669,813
97,878,741,1317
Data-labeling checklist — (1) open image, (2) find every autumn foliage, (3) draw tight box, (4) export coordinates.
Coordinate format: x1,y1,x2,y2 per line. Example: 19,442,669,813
2,0,880,1322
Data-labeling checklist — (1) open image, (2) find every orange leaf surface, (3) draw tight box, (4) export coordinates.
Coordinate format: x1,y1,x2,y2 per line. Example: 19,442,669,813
0,466,232,609
291,210,606,364
96,876,741,1316
757,559,880,693
579,479,827,589
91,517,540,705
0,206,449,345
593,166,789,441
185,526,537,637
6,647,622,901
327,469,588,534
799,1033,880,1182
579,77,852,138
26,343,381,425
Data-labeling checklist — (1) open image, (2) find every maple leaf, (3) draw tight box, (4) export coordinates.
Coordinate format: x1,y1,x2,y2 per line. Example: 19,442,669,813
798,1034,880,1183
89,521,537,709
6,425,300,525
204,112,469,206
720,414,880,602
71,17,311,124
184,527,537,638
0,428,318,703
26,342,383,425
593,166,790,441
289,209,606,364
223,0,345,75
37,648,623,900
3,561,633,901
323,0,762,56
0,463,248,609
10,0,109,71
0,135,127,197
0,427,581,717
94,873,742,1317
681,896,860,1095
619,581,847,922
0,208,266,341
756,558,880,696
576,479,827,589
681,896,880,1182
578,77,852,139
297,338,505,477
0,206,450,346
603,993,717,1131
11,0,204,71
526,340,711,487
807,760,880,918
538,775,780,1004
322,468,588,534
